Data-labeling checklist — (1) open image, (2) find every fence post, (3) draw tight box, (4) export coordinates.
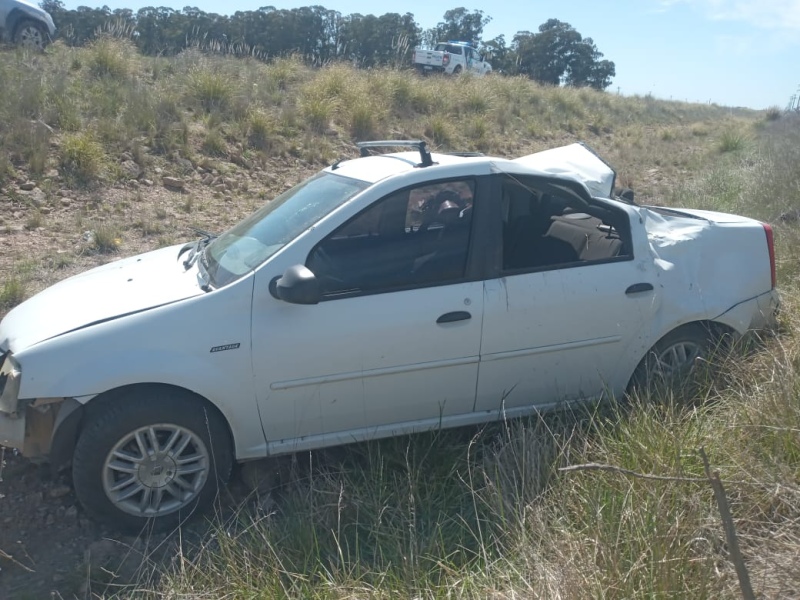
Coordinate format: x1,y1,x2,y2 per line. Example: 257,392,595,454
699,447,755,600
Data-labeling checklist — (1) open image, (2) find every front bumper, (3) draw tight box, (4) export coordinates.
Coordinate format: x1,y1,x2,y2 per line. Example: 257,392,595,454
0,409,25,450
1,399,65,457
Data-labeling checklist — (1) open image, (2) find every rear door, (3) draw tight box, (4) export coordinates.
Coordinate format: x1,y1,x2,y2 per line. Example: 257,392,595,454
475,174,659,413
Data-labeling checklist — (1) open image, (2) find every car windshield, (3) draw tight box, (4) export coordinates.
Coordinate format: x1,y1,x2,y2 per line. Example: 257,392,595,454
202,171,369,288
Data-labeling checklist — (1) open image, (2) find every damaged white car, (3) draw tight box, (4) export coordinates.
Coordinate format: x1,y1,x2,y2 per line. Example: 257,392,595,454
0,141,779,530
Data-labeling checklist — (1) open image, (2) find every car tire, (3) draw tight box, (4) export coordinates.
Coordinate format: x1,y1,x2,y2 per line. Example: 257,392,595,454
628,324,713,398
72,386,233,532
13,19,50,50
452,65,463,75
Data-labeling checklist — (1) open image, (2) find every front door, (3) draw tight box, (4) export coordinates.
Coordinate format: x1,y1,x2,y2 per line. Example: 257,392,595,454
252,178,485,454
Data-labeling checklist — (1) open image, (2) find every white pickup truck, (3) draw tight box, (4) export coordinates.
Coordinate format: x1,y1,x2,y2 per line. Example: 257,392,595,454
0,141,778,530
413,41,492,75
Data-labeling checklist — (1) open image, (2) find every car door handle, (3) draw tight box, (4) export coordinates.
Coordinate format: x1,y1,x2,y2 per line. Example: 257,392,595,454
437,311,472,324
625,283,654,295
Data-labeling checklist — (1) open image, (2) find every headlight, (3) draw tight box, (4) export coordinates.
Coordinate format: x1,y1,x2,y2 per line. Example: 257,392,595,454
0,352,22,414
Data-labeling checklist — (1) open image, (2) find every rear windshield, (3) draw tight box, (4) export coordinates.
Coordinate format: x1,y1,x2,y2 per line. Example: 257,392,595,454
435,44,463,54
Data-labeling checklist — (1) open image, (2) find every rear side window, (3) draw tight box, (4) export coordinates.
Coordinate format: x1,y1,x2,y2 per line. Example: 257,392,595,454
500,175,632,272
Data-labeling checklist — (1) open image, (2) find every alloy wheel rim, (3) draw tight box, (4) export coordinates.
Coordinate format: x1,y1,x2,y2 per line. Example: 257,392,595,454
102,424,209,518
654,341,702,379
19,27,44,49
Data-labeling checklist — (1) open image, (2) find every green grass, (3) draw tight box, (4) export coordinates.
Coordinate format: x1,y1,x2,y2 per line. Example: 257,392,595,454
0,278,26,312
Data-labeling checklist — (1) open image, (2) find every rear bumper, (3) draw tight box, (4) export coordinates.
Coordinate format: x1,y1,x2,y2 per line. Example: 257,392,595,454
416,64,445,73
754,289,781,331
713,289,780,339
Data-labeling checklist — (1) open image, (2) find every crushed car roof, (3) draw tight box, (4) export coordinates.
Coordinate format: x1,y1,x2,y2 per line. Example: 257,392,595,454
326,143,617,199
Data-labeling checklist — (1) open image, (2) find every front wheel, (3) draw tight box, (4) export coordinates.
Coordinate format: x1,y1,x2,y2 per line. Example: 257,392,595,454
72,386,233,531
14,19,50,50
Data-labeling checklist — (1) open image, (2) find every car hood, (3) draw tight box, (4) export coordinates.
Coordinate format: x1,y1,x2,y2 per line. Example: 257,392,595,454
513,143,616,198
0,245,204,352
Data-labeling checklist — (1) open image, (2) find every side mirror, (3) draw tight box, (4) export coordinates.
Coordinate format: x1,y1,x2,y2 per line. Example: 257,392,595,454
270,265,321,305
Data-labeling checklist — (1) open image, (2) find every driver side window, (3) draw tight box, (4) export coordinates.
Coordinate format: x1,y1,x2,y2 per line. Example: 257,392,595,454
307,180,475,297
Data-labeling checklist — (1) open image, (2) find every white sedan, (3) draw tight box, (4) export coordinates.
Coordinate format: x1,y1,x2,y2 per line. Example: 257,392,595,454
0,141,779,529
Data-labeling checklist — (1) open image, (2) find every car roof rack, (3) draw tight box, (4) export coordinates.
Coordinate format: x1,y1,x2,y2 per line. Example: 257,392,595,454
356,140,434,168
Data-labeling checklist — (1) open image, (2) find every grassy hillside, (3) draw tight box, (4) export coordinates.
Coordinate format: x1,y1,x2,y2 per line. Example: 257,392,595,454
1,39,799,599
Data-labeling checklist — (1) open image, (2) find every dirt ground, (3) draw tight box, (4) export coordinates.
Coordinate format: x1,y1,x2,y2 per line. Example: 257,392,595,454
0,447,284,598
0,449,131,598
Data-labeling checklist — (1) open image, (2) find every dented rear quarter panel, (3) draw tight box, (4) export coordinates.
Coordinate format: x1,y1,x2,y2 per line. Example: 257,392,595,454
639,205,775,340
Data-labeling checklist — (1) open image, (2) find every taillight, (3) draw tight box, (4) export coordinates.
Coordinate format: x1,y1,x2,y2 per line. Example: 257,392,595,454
763,223,776,289
442,54,450,66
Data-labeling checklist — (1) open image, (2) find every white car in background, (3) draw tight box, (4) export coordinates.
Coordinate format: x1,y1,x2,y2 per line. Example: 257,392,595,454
413,41,492,75
0,141,778,530
0,0,56,49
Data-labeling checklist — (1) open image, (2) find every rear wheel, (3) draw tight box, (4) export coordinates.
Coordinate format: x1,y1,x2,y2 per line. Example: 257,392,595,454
452,65,463,75
14,19,49,50
72,386,233,531
629,324,713,398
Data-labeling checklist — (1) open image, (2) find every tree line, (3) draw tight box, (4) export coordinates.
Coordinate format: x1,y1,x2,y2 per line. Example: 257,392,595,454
40,3,616,90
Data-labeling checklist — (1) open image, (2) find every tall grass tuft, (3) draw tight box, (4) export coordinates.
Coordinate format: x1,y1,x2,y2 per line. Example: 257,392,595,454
298,89,338,134
187,67,236,114
425,114,453,147
59,132,105,184
0,278,26,313
765,106,782,121
718,127,750,153
87,36,137,80
247,109,277,151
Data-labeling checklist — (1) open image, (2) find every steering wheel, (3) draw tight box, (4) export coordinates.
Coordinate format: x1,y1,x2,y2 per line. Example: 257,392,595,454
308,246,345,287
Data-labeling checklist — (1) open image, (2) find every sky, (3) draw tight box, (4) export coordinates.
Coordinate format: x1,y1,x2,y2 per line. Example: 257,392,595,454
60,0,800,109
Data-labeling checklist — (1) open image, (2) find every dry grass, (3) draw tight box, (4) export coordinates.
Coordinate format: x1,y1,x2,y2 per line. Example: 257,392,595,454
0,41,798,599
